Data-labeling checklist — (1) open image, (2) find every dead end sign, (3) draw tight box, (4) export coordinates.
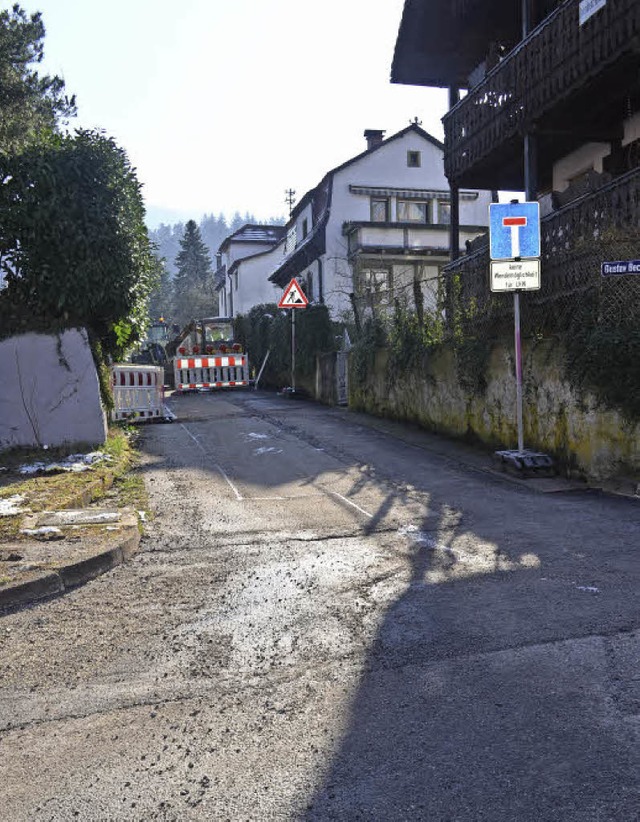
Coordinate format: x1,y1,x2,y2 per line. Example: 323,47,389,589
278,278,309,308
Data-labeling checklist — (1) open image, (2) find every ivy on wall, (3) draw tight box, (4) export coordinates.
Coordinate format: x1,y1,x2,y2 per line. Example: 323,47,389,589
234,304,337,389
565,321,640,420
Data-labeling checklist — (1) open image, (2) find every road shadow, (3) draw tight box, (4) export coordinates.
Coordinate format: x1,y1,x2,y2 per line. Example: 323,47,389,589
302,499,640,822
137,391,640,820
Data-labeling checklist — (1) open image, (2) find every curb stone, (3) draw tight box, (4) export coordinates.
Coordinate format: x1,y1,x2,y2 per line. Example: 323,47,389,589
0,509,140,612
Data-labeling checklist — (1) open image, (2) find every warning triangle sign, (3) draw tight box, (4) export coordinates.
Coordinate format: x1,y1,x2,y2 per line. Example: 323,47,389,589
278,277,309,308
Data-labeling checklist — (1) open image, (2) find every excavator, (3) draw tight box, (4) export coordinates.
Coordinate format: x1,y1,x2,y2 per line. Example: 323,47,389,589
165,317,249,393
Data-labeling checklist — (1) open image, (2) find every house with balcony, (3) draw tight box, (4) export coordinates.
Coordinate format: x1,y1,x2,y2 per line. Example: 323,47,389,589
388,0,640,478
391,0,640,326
215,224,286,317
268,123,492,321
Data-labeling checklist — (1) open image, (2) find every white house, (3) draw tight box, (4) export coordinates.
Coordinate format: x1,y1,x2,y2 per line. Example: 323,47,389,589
217,123,492,321
267,124,493,320
215,224,285,317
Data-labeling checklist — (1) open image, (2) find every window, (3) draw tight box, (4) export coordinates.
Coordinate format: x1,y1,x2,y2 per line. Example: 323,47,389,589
371,197,389,222
359,267,391,306
437,200,451,224
407,150,421,168
306,272,314,302
397,199,429,223
285,225,297,253
318,259,324,304
302,218,308,239
234,272,238,291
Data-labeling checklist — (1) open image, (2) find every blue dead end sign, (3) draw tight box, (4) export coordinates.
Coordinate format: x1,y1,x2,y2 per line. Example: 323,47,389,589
489,202,541,260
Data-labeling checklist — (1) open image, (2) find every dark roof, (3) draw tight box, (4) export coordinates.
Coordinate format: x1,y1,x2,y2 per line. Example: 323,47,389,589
391,0,522,89
218,224,285,253
268,212,329,288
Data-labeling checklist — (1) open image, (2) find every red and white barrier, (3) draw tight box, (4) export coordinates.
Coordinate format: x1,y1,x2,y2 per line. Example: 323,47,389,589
111,365,165,422
173,354,249,391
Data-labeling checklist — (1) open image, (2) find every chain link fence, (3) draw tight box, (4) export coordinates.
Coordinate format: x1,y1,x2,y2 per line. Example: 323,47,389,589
439,234,640,341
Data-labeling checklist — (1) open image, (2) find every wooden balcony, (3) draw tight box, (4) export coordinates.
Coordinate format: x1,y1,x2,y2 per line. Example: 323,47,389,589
441,167,640,332
443,0,640,189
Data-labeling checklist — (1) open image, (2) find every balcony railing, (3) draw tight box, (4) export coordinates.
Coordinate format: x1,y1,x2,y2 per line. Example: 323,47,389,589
344,222,487,259
440,167,640,334
443,0,640,186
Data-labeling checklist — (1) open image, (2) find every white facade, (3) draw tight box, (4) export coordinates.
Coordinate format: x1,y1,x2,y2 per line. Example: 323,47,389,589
269,124,492,320
215,225,284,318
226,251,283,316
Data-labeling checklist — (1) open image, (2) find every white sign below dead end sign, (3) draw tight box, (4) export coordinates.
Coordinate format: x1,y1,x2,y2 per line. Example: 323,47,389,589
490,259,541,292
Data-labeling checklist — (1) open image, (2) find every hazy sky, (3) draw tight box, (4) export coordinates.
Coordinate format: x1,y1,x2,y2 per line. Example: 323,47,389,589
31,0,448,227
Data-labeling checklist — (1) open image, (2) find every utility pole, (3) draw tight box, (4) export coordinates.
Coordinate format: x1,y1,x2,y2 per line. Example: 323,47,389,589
285,189,296,217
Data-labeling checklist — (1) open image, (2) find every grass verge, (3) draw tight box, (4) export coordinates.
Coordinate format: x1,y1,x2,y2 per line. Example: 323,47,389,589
0,426,149,543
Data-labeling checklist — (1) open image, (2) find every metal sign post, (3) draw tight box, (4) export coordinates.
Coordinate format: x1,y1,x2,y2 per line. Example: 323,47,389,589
291,310,296,392
514,291,524,454
278,278,309,395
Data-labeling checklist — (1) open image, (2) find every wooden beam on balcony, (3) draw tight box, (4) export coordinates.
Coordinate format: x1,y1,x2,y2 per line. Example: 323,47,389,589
536,126,625,143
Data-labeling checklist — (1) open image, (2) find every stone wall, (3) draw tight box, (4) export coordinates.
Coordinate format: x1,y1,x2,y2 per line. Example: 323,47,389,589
0,329,107,451
349,338,640,482
315,352,338,405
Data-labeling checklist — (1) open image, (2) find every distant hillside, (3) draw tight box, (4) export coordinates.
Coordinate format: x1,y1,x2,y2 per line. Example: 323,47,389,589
149,212,286,276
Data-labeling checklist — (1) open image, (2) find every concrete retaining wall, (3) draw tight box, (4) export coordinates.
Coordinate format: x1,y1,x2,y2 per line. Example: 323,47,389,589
0,329,107,451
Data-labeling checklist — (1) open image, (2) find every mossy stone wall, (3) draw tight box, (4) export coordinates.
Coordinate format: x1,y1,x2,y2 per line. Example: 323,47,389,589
349,338,640,481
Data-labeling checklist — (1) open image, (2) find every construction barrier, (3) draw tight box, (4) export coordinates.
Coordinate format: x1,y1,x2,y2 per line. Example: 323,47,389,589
111,364,165,422
173,354,249,391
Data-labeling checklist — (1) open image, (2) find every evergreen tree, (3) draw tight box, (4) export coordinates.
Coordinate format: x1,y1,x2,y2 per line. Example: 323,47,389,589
148,257,173,322
148,222,184,277
0,4,76,152
199,213,230,260
173,220,216,325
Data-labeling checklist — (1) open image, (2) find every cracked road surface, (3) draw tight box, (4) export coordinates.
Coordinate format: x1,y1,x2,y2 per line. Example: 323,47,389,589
1,391,639,821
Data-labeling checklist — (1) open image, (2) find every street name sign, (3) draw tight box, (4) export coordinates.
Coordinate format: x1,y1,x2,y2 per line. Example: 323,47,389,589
601,260,640,276
489,201,541,261
278,278,309,308
490,259,541,292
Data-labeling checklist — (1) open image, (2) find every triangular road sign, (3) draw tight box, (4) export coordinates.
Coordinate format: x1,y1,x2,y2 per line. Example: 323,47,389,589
278,277,309,309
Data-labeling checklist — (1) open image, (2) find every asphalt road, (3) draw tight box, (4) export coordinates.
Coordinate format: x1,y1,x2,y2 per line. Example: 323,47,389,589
1,390,639,821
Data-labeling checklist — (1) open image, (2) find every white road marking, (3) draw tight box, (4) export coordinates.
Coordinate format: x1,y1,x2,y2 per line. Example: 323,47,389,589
328,490,374,518
179,423,243,501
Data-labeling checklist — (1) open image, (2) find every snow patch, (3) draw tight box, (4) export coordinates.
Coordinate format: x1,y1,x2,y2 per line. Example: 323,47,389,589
19,451,112,475
0,495,27,517
21,526,63,537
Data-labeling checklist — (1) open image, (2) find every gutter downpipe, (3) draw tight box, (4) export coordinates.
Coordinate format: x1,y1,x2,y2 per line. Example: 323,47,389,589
448,85,461,261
